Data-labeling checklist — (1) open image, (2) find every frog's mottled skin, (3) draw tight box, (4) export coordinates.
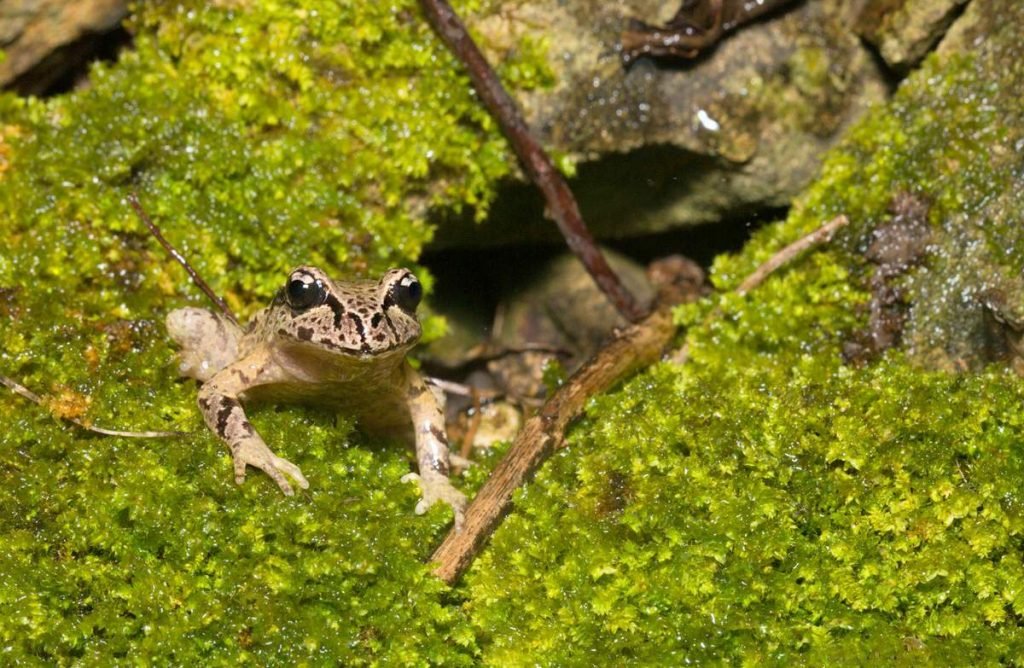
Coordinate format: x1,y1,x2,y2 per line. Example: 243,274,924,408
167,266,466,527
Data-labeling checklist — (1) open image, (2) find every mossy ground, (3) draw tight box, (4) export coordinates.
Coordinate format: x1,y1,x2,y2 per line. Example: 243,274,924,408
2,0,1024,664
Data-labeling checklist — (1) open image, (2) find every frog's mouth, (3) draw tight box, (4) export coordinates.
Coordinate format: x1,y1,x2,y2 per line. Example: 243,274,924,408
281,332,417,360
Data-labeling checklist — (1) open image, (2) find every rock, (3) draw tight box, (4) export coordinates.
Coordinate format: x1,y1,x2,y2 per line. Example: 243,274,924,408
807,0,1024,373
854,0,970,72
0,0,128,94
435,0,889,246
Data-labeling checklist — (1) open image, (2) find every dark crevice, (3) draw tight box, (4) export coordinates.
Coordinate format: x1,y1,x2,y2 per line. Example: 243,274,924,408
430,143,785,250
856,35,905,94
424,141,789,327
7,25,133,97
423,202,783,331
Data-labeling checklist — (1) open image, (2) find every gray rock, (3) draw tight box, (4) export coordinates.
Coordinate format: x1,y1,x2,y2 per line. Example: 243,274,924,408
0,0,127,94
436,0,889,246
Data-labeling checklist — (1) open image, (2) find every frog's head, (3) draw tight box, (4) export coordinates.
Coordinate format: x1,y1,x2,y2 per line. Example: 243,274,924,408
271,266,423,356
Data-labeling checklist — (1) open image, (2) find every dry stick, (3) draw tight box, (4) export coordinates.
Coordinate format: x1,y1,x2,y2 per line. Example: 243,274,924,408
0,374,182,438
431,306,675,583
127,192,239,326
736,215,849,295
430,214,849,584
418,0,646,323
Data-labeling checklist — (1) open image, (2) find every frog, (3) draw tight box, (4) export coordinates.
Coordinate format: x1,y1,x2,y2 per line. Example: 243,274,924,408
166,265,467,528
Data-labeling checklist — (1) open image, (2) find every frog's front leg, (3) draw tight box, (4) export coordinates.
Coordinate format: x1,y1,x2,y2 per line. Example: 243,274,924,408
197,351,309,496
402,364,467,529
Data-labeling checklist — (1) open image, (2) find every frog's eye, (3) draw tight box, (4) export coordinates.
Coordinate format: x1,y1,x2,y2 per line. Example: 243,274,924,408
391,274,422,312
286,273,325,310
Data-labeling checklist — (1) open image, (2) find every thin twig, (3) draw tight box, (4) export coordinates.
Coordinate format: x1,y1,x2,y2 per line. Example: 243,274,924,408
418,0,646,323
430,214,848,584
1,374,182,438
671,214,850,365
736,215,849,295
427,377,502,400
128,192,239,326
423,342,570,374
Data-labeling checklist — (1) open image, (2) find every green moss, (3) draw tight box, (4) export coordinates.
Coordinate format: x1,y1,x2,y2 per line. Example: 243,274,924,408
0,0,553,663
466,1,1024,663
471,355,1024,663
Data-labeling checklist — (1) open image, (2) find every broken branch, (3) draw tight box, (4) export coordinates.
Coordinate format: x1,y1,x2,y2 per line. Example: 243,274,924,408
620,0,798,64
430,214,849,584
431,305,675,584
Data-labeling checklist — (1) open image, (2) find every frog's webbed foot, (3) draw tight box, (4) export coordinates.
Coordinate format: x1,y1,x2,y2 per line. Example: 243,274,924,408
232,439,309,496
401,471,467,531
449,453,475,471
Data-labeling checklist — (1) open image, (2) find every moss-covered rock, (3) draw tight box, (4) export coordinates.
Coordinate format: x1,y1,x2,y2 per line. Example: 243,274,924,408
0,0,549,662
466,0,1024,663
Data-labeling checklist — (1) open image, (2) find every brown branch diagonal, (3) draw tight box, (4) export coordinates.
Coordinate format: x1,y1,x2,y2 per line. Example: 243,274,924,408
430,214,849,584
418,0,646,322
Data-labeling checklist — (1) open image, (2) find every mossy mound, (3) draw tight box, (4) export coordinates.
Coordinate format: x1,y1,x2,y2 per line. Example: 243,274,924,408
466,1,1024,663
0,0,550,662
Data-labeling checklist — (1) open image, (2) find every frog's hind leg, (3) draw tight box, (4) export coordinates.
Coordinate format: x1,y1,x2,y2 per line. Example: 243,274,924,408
401,365,467,529
166,308,243,382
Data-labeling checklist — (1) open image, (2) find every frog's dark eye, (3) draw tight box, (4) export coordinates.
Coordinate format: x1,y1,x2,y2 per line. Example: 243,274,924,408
391,274,422,312
286,273,325,311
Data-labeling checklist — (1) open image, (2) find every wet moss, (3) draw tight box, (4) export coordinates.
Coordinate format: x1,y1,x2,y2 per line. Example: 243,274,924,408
466,1,1024,663
0,0,551,663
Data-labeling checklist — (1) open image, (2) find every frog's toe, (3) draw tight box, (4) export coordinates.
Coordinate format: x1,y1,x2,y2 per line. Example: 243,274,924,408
231,442,299,496
232,450,250,485
253,458,295,496
273,456,309,490
405,472,467,530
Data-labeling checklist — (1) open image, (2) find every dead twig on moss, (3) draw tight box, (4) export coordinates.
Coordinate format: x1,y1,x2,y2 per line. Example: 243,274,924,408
0,374,182,438
736,215,849,295
672,215,849,365
128,192,239,326
430,214,849,584
417,0,646,323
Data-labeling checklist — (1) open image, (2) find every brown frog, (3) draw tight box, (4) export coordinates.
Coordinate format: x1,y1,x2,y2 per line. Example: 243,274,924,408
167,266,466,527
